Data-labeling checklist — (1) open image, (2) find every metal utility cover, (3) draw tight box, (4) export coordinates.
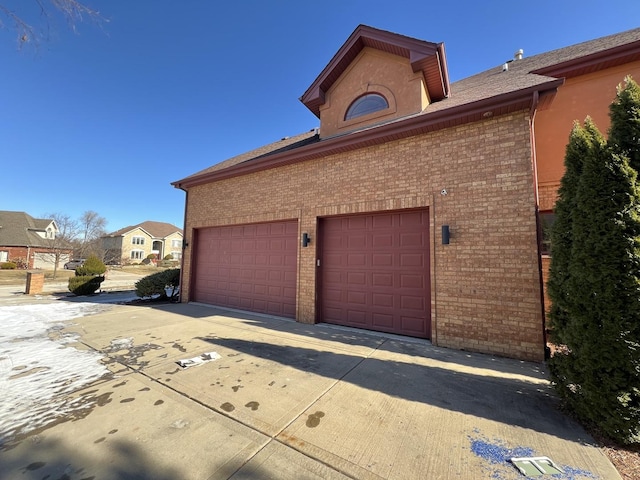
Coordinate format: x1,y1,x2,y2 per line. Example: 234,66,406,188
510,456,564,477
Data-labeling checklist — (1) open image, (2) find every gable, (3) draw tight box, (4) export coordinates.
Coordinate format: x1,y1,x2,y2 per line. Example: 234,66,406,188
319,47,429,138
300,25,449,121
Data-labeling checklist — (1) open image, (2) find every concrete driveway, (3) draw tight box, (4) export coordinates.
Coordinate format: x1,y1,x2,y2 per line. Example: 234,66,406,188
0,294,621,479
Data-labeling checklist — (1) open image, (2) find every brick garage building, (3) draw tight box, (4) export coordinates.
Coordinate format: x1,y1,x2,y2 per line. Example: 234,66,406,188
173,26,640,362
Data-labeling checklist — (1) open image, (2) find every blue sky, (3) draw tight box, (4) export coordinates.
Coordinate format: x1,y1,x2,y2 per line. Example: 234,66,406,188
1,1,638,233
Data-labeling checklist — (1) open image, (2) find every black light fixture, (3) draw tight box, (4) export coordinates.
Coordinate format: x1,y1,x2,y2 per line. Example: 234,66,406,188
302,232,311,247
442,225,450,245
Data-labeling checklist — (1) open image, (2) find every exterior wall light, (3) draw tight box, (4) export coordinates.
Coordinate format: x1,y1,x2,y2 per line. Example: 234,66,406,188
302,233,311,247
442,225,450,245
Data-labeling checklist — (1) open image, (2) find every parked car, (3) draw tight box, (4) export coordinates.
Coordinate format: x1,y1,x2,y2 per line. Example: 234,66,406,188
64,259,86,270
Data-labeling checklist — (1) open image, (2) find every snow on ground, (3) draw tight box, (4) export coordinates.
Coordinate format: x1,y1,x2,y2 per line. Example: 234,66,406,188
0,300,114,445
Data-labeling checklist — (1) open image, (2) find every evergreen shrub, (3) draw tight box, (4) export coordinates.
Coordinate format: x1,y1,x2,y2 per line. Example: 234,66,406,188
68,275,104,295
548,77,640,444
0,262,17,269
69,255,106,295
75,255,107,276
135,268,180,300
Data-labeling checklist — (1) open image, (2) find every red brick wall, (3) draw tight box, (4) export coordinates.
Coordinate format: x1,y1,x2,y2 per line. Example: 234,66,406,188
1,247,30,267
0,246,69,269
183,112,545,361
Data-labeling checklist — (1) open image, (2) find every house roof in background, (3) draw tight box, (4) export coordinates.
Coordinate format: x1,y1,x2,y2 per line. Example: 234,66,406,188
173,26,640,190
0,210,57,248
106,221,183,239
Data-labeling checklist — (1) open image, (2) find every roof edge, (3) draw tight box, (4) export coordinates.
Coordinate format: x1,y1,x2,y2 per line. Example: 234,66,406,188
173,79,562,190
532,39,640,78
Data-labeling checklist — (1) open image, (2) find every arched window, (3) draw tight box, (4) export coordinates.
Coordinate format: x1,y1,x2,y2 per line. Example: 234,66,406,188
345,93,389,120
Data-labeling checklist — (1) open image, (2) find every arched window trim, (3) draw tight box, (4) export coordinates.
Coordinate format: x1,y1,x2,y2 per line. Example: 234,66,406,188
344,93,389,121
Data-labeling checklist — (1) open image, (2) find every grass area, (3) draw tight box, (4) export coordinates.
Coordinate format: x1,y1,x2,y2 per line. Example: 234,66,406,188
119,265,174,275
0,264,177,286
0,269,75,285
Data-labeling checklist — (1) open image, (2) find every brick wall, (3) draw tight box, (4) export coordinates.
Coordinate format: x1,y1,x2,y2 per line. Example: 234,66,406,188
183,112,545,361
1,247,30,267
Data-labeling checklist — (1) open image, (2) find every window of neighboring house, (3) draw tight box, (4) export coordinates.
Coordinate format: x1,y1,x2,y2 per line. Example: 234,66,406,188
171,251,182,260
131,250,144,260
0,251,7,262
132,236,145,245
171,239,182,248
540,211,555,255
345,93,389,120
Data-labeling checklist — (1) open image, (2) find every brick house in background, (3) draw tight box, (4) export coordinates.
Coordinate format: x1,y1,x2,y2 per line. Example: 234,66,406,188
0,211,73,269
173,25,640,362
101,221,183,265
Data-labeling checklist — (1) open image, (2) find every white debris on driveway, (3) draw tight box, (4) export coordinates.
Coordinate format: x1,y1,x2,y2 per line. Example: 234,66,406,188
0,301,112,445
177,352,222,368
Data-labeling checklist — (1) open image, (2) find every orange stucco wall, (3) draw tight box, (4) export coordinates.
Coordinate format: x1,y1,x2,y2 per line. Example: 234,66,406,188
535,61,640,210
319,47,428,138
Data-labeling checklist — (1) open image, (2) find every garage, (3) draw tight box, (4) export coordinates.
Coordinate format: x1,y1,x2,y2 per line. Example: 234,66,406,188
192,220,298,318
319,209,431,338
33,252,69,270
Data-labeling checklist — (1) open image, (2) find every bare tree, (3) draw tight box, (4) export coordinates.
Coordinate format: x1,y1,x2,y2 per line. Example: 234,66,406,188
43,212,79,278
78,210,107,258
0,0,105,47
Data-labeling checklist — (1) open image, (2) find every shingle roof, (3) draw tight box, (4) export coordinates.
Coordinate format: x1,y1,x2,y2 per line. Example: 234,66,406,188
0,210,55,247
174,26,640,188
183,129,321,180
107,221,183,239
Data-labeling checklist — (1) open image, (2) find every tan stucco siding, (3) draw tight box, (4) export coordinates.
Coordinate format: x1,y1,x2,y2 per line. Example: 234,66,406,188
319,48,429,138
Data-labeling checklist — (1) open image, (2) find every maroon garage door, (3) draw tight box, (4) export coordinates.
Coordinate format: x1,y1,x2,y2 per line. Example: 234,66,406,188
192,221,298,318
319,210,431,338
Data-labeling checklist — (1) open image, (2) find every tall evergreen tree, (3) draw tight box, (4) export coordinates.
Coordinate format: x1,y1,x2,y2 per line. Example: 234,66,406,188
608,76,640,172
549,116,640,444
547,122,593,344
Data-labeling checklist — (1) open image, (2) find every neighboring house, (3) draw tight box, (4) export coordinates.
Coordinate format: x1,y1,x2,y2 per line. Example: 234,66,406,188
172,25,640,362
102,221,183,264
0,211,72,269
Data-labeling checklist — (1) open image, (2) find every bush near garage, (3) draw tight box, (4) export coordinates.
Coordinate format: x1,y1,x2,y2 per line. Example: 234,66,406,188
135,268,180,300
68,255,106,295
0,262,17,269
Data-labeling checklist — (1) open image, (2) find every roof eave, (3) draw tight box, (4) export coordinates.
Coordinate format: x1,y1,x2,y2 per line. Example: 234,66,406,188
532,40,640,78
173,79,563,190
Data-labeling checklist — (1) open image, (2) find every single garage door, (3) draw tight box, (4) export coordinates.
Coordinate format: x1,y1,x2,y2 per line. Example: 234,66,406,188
319,209,431,338
192,221,298,318
33,252,69,270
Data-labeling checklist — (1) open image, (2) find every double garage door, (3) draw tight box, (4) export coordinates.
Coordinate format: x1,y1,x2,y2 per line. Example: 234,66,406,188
192,209,430,338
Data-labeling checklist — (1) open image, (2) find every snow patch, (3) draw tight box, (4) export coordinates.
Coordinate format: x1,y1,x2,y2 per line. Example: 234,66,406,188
0,301,112,444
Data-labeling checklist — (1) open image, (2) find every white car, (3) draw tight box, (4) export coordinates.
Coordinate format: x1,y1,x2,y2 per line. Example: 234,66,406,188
64,259,85,270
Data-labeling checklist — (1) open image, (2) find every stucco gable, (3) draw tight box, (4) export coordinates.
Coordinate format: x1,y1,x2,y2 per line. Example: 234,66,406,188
300,25,449,119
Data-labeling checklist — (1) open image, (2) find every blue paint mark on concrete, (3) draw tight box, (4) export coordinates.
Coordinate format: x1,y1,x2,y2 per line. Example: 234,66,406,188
468,432,599,480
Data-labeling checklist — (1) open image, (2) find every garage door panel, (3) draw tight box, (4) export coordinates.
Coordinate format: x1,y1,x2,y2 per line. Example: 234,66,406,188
347,310,367,324
400,253,424,267
372,254,392,266
373,293,394,307
320,210,430,338
347,272,366,285
372,313,394,328
193,221,297,318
